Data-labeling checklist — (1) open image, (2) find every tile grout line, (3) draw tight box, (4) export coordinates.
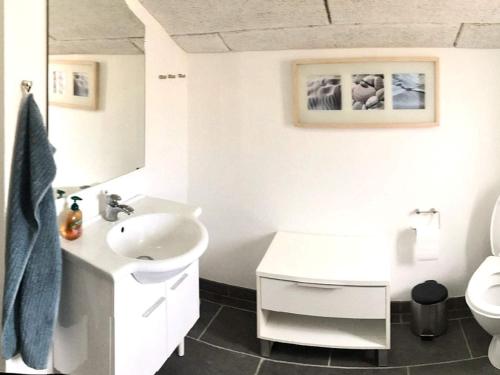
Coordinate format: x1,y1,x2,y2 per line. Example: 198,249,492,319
201,291,257,304
202,297,470,320
193,337,262,360
204,290,466,301
198,310,470,324
200,288,257,303
200,298,256,314
392,316,472,326
202,290,467,311
193,335,486,371
408,356,487,368
458,318,474,359
253,358,264,375
200,297,257,310
448,316,472,321
197,305,223,340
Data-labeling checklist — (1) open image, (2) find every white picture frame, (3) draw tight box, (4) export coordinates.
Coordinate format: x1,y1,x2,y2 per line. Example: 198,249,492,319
49,60,99,110
293,57,439,128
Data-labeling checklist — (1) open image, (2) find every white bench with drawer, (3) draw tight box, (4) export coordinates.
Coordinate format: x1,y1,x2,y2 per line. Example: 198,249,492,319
256,232,391,366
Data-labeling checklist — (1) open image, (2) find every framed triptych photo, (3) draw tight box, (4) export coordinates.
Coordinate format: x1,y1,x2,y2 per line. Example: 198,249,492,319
293,57,439,128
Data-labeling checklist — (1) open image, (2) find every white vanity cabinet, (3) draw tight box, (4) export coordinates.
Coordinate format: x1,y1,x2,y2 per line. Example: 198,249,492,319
54,254,199,375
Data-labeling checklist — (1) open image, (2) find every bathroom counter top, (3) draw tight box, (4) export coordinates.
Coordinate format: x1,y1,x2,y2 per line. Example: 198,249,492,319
60,195,202,279
256,231,390,286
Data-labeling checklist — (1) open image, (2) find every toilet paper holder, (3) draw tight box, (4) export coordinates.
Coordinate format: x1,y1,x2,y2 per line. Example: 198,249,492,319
410,208,440,230
415,208,439,215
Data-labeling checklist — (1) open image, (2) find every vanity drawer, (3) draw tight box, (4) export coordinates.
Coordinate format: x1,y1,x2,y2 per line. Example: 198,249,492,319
260,278,386,319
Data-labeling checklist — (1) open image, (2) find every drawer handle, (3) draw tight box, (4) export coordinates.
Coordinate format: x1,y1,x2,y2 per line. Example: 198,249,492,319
294,282,343,289
142,297,166,318
171,273,189,290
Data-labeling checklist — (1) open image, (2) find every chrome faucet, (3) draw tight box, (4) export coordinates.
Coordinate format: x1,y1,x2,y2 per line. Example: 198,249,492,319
103,193,135,222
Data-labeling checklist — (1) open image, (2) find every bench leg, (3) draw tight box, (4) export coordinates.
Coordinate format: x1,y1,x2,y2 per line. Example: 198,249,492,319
260,340,273,357
377,349,388,366
177,337,185,357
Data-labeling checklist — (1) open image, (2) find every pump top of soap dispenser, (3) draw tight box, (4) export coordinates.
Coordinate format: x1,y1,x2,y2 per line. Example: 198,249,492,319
70,196,82,211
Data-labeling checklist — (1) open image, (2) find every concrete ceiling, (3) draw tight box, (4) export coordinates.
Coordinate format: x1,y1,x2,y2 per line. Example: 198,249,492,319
139,0,500,52
49,0,145,55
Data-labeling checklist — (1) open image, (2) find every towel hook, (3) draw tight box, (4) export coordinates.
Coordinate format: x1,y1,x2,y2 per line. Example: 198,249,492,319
21,80,32,95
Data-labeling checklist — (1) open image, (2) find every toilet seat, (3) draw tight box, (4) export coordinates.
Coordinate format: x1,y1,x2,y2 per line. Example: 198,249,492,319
467,256,500,318
465,196,500,369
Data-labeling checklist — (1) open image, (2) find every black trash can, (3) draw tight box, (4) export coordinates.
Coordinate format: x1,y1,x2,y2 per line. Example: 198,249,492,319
411,280,448,340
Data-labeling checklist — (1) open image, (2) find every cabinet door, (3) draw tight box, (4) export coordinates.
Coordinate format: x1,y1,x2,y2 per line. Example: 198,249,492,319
114,277,168,375
165,261,199,356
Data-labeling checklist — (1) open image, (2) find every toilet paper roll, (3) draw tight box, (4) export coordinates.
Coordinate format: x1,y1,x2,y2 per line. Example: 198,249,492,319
413,213,440,261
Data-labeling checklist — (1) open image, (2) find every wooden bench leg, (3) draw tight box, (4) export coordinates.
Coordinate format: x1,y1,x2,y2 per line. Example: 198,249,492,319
377,349,388,366
260,340,274,357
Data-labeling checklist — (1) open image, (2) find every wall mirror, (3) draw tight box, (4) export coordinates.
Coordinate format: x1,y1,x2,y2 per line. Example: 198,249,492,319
48,0,146,194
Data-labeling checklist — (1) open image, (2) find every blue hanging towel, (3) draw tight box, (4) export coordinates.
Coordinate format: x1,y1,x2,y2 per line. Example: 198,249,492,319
1,93,62,369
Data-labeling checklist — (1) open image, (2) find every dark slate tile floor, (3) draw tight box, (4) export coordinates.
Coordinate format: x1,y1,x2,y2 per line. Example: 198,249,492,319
201,306,261,355
158,282,500,375
187,300,221,339
409,357,500,375
200,289,257,311
460,317,492,357
270,342,331,366
258,361,406,375
329,348,380,368
386,321,470,366
157,338,260,375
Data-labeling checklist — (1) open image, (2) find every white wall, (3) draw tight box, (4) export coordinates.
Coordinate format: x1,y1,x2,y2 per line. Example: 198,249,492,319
188,48,500,300
125,0,188,203
50,54,145,191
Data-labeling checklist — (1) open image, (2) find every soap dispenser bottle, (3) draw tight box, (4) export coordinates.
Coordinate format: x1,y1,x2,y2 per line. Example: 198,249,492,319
60,196,83,241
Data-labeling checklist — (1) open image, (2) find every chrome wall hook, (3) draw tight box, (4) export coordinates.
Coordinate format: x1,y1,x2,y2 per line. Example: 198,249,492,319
21,80,32,94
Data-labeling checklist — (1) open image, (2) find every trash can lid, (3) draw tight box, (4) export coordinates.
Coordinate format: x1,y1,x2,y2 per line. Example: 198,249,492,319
411,280,448,305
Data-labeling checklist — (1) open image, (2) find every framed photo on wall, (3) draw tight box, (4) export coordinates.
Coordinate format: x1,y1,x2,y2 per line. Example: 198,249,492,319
293,57,439,128
49,60,99,110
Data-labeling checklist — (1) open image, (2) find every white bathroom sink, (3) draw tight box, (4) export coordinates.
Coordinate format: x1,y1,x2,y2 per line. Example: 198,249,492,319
106,212,208,283
106,213,208,283
60,195,208,284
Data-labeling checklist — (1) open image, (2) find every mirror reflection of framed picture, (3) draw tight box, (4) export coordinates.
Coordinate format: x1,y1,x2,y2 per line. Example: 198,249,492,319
49,60,98,110
293,57,439,128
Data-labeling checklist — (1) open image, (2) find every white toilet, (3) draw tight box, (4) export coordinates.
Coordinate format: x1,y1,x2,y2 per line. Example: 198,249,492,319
466,196,500,369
